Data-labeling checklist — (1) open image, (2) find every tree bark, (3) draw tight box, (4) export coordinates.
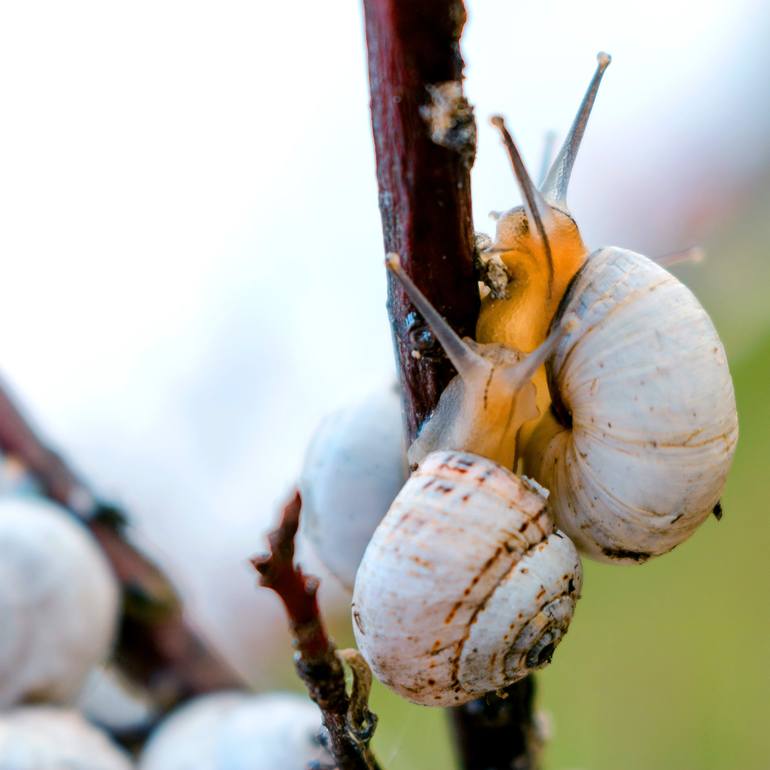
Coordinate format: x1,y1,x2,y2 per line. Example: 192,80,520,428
362,0,478,440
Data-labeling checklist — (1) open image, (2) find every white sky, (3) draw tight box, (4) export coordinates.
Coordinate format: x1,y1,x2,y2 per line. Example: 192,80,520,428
0,0,767,679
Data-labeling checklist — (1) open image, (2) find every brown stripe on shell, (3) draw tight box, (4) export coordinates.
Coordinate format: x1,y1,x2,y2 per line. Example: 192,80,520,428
445,529,551,690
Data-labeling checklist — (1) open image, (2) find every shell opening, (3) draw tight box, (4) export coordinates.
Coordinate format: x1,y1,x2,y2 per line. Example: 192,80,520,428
505,594,576,678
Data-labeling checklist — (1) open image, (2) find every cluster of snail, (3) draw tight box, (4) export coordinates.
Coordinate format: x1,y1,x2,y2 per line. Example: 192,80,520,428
301,53,739,707
0,467,330,768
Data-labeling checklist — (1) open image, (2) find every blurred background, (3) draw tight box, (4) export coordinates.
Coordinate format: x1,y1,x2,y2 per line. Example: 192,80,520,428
0,1,768,768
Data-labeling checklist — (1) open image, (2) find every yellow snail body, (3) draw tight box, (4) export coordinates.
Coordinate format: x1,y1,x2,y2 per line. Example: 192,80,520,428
472,53,737,561
352,256,582,706
475,55,611,444
524,247,738,562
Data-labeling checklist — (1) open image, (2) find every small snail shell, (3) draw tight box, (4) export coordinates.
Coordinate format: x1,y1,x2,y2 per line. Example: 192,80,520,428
140,691,331,770
350,257,583,705
524,247,739,563
299,387,407,588
0,496,120,707
0,706,133,770
352,451,582,706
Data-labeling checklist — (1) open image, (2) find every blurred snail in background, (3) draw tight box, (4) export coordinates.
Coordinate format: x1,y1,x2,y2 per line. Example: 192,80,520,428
352,256,583,706
473,53,738,562
139,691,331,770
0,496,119,708
0,706,132,770
300,387,407,589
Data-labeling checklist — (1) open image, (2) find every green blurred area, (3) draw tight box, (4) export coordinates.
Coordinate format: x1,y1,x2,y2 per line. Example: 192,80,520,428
329,197,770,770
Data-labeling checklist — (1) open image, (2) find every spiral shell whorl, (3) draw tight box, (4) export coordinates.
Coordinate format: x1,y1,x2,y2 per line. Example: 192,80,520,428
352,451,582,706
528,247,739,563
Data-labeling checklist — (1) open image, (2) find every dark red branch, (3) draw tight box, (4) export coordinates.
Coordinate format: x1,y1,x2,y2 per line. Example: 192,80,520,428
0,378,239,715
362,0,479,440
361,2,540,769
449,678,541,770
252,491,330,661
252,492,380,770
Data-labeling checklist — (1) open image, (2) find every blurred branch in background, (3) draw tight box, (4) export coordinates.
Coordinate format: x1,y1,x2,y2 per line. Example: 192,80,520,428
0,378,239,730
361,1,541,768
252,491,381,770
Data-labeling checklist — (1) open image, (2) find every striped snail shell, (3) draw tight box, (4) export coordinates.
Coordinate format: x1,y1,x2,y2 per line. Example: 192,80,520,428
524,247,739,563
352,450,582,707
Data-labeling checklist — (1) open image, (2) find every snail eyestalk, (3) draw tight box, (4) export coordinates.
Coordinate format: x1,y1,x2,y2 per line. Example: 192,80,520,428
386,253,490,382
655,246,706,268
490,115,555,296
541,51,612,207
538,130,558,187
504,314,578,394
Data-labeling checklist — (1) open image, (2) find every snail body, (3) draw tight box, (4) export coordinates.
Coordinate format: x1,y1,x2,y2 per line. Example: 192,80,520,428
0,706,133,770
471,53,737,561
352,257,582,706
140,691,330,770
524,247,738,562
0,497,119,707
300,387,407,589
352,451,581,706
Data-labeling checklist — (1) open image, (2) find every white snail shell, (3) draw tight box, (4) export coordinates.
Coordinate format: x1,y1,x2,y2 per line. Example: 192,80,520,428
139,691,331,770
300,387,407,589
352,450,582,707
525,247,739,563
0,496,120,707
0,706,133,769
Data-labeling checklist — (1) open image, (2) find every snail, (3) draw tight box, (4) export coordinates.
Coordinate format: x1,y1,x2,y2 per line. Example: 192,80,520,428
471,52,738,562
0,706,133,770
139,691,331,770
299,386,407,589
0,496,120,707
522,247,738,562
351,256,583,707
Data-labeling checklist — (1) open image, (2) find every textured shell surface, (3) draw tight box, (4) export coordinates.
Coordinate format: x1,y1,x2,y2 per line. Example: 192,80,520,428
526,247,739,563
300,387,407,589
352,451,582,707
0,496,120,707
140,691,330,770
0,706,133,770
